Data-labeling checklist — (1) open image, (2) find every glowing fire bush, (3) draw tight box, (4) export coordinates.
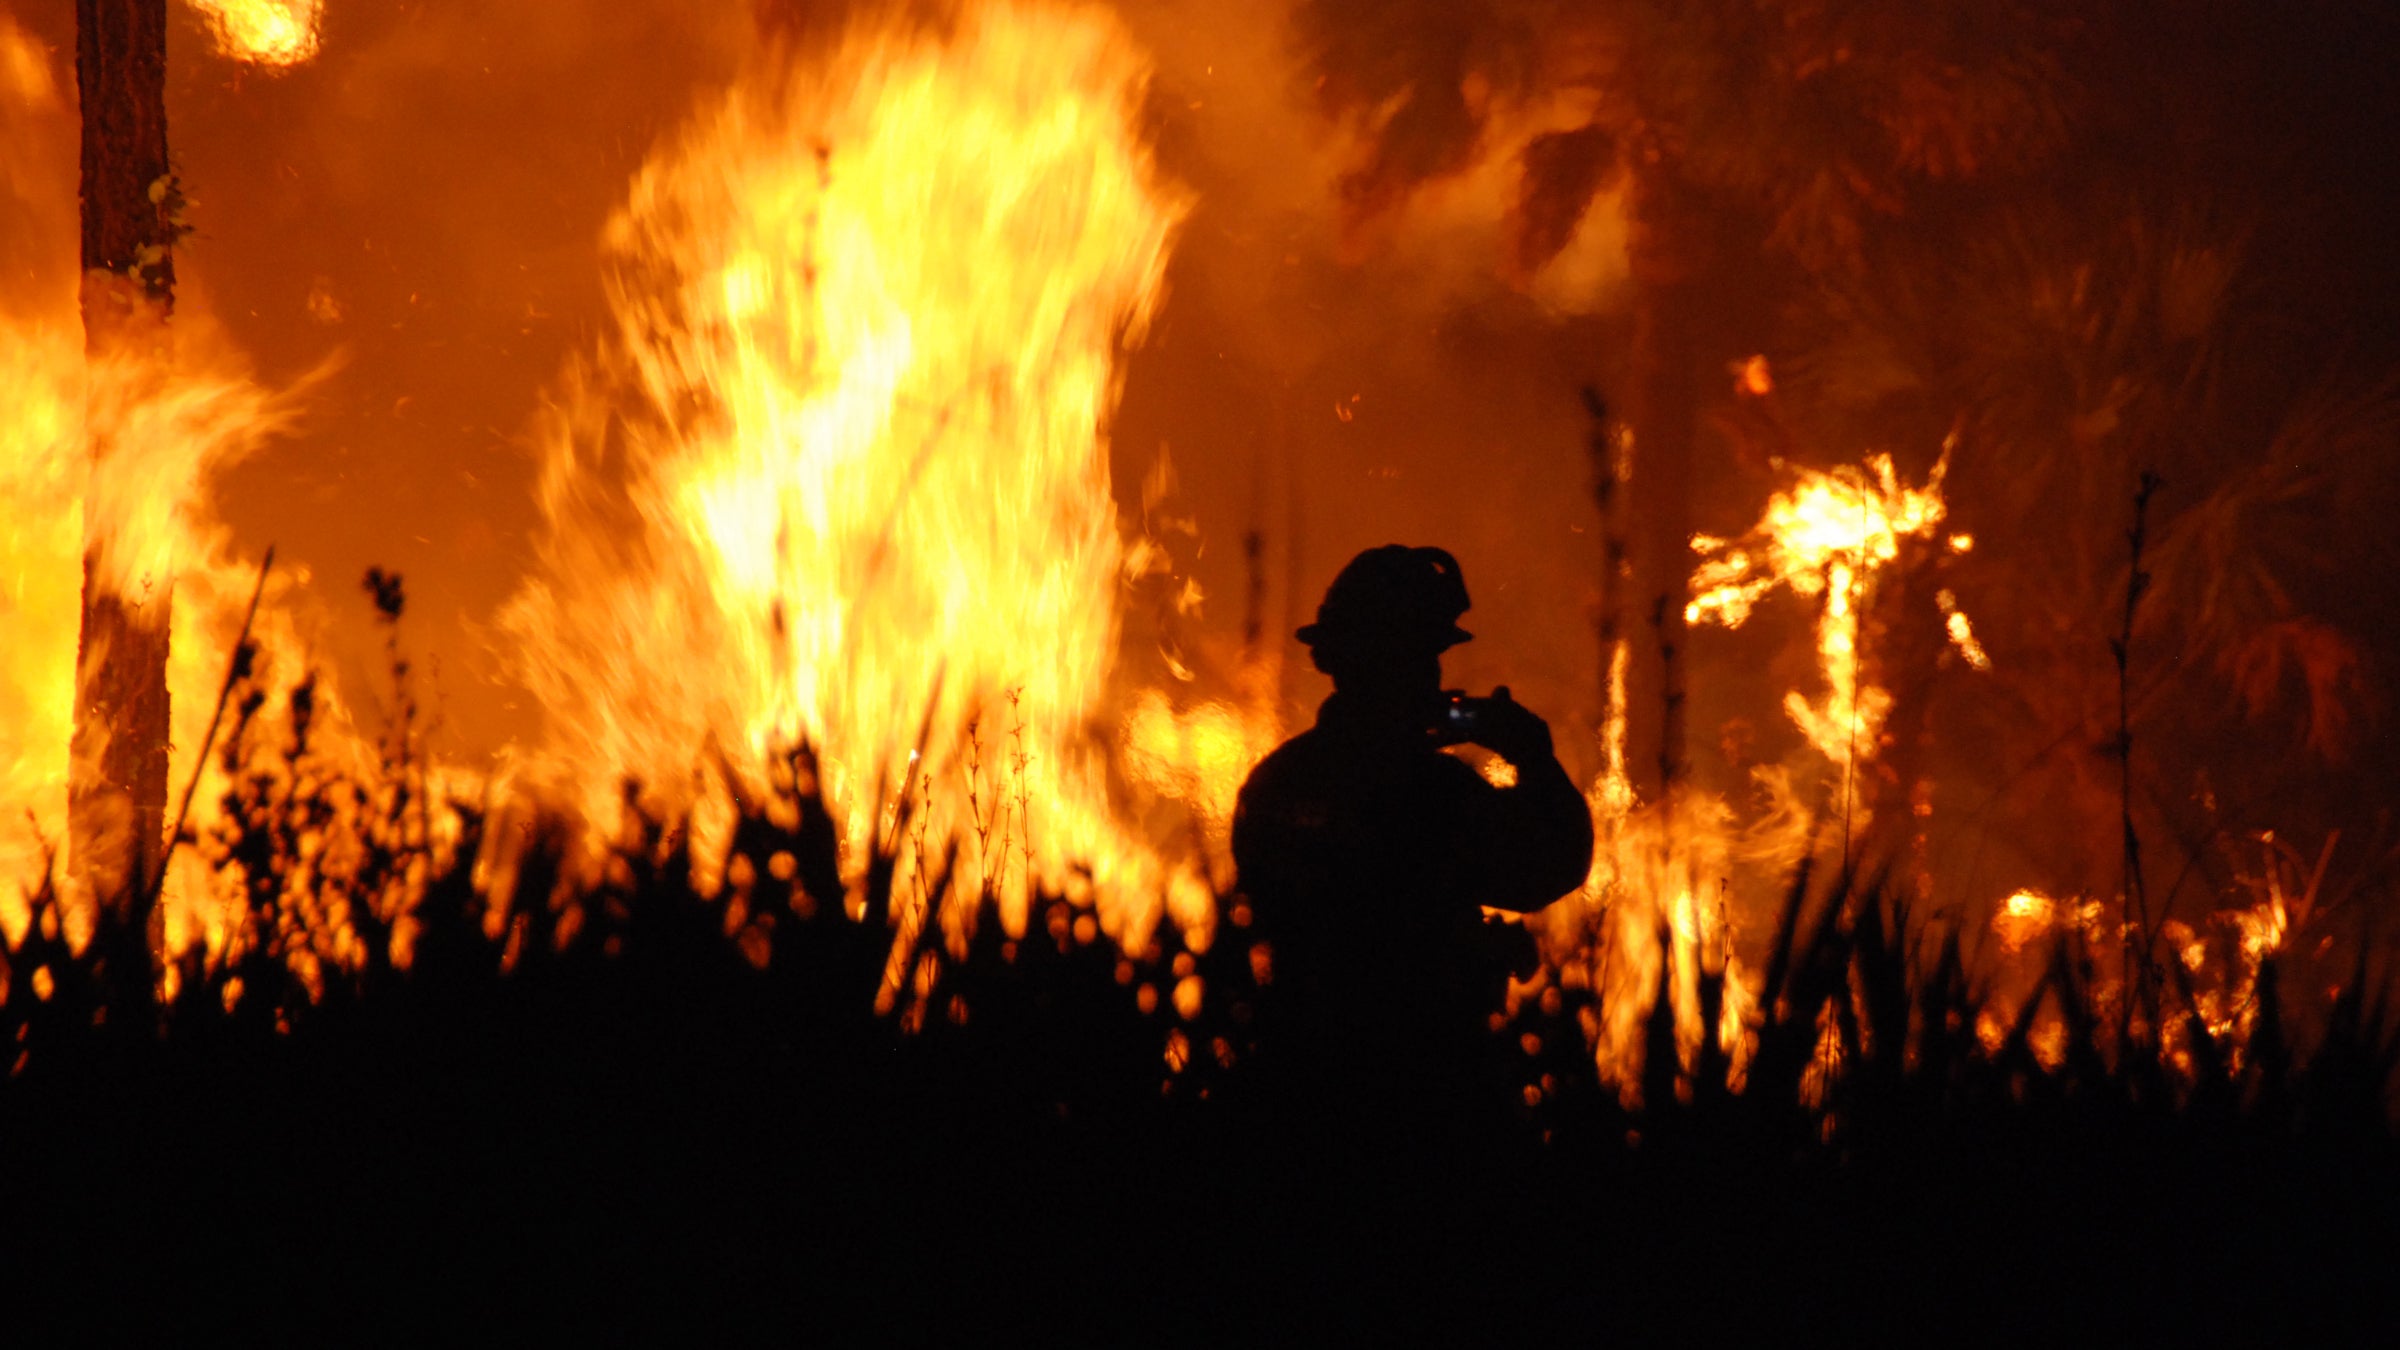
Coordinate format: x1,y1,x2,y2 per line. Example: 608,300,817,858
497,2,1206,964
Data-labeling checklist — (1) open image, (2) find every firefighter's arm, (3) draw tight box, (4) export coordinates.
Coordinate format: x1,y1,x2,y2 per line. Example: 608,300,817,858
1465,690,1595,911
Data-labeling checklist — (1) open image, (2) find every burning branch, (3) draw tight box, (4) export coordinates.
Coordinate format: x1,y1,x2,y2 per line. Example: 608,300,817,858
71,0,178,966
1687,451,1962,849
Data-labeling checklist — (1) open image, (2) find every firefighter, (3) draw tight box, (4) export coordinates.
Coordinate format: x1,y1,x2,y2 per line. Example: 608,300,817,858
1231,545,1593,1118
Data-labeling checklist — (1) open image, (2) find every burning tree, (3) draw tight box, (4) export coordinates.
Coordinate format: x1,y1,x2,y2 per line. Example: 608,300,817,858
69,0,180,968
0,2,325,990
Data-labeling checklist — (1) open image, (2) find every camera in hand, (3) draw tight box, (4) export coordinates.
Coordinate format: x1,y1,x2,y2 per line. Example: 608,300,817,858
1430,690,1496,747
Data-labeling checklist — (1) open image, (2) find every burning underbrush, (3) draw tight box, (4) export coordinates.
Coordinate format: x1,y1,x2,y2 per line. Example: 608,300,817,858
12,598,2394,1121
2,611,2394,1334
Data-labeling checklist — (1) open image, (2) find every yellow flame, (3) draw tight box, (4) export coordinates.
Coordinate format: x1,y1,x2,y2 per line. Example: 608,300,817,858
2233,896,2287,966
1689,453,1952,777
1540,771,1769,1103
1938,588,1991,670
1474,756,1518,789
0,305,376,965
1541,453,1966,1100
1120,687,1281,876
2,23,389,971
0,328,83,915
1990,888,2056,953
185,0,323,69
501,2,1200,962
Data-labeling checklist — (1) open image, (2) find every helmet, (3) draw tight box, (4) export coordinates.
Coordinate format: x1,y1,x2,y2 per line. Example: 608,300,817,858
1295,545,1473,654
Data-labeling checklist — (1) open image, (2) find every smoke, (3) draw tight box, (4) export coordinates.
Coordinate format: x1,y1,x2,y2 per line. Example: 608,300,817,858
1101,0,1632,770
92,0,753,755
0,15,76,320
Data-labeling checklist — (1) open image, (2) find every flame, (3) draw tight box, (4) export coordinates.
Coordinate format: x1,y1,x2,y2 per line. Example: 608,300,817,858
1120,686,1282,878
500,2,1200,960
1539,451,1968,1100
0,20,52,108
185,0,323,69
1690,453,1955,787
0,320,395,979
0,0,2354,1109
1937,588,1991,670
1,16,389,975
0,304,360,957
0,328,83,918
1990,888,2057,953
2234,894,2289,966
1474,757,1519,789
1536,631,1771,1100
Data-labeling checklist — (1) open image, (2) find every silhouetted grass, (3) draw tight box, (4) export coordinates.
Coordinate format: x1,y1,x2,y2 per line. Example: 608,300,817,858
1,607,2395,1340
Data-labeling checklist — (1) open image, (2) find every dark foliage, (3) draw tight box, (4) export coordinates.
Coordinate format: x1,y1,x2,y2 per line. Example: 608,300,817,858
2,631,2395,1341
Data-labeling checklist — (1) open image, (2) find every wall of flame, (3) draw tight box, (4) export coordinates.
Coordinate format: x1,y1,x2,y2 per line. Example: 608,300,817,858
498,2,1203,950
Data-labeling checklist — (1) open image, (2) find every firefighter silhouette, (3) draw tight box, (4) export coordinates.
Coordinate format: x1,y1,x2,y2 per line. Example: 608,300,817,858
1232,545,1593,1114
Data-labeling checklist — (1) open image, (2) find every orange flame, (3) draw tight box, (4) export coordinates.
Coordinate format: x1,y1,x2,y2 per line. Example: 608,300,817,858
1990,888,2059,953
1536,621,1778,1100
1,18,379,972
1544,451,1968,1100
185,0,323,69
1690,452,1954,786
1120,687,1282,881
500,2,1203,962
0,308,352,956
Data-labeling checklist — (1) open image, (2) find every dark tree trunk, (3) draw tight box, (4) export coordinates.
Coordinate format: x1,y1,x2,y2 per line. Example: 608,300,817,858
71,0,175,957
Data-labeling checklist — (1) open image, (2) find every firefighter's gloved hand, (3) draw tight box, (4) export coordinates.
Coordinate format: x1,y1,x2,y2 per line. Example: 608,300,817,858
1473,686,1556,766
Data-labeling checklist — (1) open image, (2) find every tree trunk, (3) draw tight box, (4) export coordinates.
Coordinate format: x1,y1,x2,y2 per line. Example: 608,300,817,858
71,0,175,949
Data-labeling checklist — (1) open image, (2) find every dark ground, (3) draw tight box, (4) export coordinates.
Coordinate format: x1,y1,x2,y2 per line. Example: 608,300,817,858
4,931,2393,1346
